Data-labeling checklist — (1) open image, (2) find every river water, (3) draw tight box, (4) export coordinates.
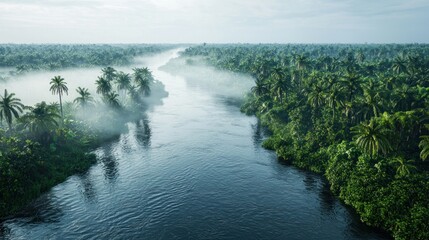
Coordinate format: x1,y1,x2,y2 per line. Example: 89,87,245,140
0,50,389,240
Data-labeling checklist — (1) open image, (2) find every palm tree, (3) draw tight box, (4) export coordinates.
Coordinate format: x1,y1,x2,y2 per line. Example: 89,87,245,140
390,157,416,177
0,89,25,129
295,54,309,72
420,124,429,161
269,67,290,103
294,54,309,89
102,67,117,82
127,85,141,103
352,120,392,157
392,56,408,75
360,89,382,119
19,101,60,144
96,76,112,96
133,67,152,96
73,87,94,108
306,81,325,109
115,72,132,94
339,71,362,102
104,92,121,109
49,75,68,119
325,84,344,123
356,50,365,63
251,77,269,97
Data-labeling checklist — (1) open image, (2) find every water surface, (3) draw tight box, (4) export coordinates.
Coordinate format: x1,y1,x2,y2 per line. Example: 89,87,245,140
0,50,390,240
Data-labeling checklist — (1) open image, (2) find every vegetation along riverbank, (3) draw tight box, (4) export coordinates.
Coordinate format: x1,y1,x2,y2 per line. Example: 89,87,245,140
182,44,429,240
0,45,169,219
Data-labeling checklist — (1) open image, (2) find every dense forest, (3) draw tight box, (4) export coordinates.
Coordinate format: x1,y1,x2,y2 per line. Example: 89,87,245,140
1,44,428,239
183,44,429,240
0,44,174,78
0,45,167,218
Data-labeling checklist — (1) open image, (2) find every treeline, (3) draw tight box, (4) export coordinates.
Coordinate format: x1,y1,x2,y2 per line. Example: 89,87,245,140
183,44,429,240
0,66,165,218
0,44,174,73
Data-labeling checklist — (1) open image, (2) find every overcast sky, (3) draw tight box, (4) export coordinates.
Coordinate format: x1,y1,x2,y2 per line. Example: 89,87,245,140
0,0,428,43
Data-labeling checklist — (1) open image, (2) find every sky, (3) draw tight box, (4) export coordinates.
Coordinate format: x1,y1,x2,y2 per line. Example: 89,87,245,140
0,0,428,43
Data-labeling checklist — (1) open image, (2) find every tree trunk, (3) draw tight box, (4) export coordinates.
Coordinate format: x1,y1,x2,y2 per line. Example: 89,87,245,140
59,93,63,120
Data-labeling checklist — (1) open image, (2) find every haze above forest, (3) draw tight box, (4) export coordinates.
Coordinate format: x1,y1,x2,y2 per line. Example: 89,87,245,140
0,0,428,44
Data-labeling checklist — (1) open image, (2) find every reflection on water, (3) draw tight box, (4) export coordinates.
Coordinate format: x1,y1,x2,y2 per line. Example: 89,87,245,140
319,181,336,215
303,172,318,192
22,194,63,225
101,154,119,183
0,50,391,240
135,117,151,149
251,119,266,147
78,172,98,203
95,145,119,183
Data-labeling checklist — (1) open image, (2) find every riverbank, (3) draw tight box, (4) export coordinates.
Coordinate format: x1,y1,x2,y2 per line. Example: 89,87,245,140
0,70,169,220
1,49,390,239
181,44,429,240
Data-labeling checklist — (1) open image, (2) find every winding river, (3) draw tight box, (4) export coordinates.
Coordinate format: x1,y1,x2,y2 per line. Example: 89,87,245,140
0,50,390,239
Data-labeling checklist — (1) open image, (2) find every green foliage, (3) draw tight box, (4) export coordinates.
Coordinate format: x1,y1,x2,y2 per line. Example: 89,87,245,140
0,44,172,71
49,75,68,118
0,129,96,217
133,67,153,97
185,44,429,239
18,101,60,144
74,87,94,108
420,124,429,160
0,60,166,219
352,120,392,157
0,89,25,129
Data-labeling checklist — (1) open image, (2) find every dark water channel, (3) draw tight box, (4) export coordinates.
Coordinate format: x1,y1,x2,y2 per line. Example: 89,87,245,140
0,50,390,240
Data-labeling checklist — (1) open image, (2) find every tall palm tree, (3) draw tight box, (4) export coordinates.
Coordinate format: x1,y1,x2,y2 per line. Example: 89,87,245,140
115,72,132,94
49,75,68,119
74,87,94,108
251,77,269,97
295,54,309,72
325,84,344,123
0,89,25,129
306,81,325,109
360,89,382,119
133,67,152,96
307,86,326,109
102,67,117,82
96,76,112,96
294,54,309,89
269,67,290,103
352,120,392,157
340,71,362,103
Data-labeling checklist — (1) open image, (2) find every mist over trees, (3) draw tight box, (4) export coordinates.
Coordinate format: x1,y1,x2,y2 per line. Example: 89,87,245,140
0,44,175,74
184,43,429,240
0,53,167,219
1,43,428,239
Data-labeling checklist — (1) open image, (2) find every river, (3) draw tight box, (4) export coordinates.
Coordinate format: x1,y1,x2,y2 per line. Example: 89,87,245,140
0,50,390,240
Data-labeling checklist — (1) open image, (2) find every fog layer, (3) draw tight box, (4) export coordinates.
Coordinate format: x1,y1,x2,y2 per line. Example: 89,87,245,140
160,55,254,99
1,49,180,107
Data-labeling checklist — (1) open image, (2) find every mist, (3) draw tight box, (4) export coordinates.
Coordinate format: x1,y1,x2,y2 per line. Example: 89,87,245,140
0,47,256,137
0,49,182,137
1,49,179,106
160,55,254,100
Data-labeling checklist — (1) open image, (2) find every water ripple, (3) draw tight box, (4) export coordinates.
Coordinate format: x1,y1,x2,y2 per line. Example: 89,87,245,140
0,50,390,240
